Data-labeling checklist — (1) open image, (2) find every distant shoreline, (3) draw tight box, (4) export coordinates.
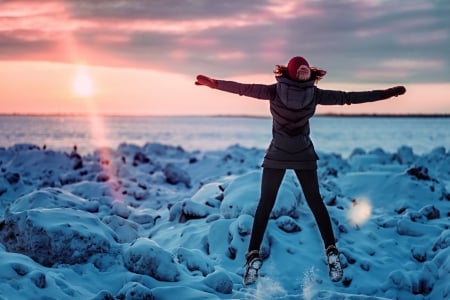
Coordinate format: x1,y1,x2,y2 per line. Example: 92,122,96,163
1,113,449,118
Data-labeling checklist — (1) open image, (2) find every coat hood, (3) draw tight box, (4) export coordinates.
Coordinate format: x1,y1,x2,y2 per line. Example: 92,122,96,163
276,77,315,109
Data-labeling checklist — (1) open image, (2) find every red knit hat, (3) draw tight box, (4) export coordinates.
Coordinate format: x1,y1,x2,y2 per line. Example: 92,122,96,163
287,56,311,81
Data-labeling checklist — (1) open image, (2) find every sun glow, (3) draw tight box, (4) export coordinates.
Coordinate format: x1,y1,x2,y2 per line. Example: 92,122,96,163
348,198,372,227
73,66,94,97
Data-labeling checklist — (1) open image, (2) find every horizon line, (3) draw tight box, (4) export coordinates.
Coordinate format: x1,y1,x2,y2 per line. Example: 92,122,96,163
1,113,450,118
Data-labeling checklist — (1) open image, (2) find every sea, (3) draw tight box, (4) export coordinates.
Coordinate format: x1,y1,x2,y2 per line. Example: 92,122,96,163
0,115,449,157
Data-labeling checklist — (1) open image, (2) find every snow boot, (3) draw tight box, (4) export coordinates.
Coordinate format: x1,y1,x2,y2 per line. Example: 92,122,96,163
326,245,343,282
243,250,262,285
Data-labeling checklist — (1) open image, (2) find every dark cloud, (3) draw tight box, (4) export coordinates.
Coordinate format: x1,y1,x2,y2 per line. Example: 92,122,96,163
67,0,265,21
0,0,448,83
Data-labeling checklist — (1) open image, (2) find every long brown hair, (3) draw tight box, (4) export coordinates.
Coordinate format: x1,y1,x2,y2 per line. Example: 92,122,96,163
273,65,327,84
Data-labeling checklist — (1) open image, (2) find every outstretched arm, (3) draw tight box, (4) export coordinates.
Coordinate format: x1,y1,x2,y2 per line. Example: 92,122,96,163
316,86,406,105
195,75,218,88
195,74,275,100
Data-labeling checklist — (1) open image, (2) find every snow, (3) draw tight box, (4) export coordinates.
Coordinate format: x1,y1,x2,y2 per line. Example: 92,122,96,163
0,142,449,299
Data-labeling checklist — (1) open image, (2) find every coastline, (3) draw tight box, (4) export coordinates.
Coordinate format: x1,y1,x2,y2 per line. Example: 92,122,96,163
1,113,450,118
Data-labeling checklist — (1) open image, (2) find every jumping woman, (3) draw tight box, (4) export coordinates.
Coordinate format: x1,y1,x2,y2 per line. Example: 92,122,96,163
195,56,406,285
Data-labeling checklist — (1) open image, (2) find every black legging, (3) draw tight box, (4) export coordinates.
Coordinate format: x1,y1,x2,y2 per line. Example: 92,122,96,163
248,168,336,253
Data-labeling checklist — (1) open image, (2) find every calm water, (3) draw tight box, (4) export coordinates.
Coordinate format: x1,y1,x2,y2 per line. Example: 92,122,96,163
0,115,449,157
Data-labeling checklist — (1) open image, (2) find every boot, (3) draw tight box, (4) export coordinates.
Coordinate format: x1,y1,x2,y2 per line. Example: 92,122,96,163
243,250,262,285
326,245,343,282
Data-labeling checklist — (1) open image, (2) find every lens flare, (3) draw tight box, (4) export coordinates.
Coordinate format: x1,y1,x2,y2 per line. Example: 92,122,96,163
73,65,94,97
348,198,372,226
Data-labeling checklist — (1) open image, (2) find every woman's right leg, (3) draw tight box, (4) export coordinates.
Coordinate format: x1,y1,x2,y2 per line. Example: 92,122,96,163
294,169,336,249
244,167,285,284
247,168,286,253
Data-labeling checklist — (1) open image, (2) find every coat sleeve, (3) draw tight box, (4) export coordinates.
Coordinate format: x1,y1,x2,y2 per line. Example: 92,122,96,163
215,80,276,100
314,87,384,105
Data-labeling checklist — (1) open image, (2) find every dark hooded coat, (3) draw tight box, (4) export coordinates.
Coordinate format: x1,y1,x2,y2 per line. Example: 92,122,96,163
215,76,384,169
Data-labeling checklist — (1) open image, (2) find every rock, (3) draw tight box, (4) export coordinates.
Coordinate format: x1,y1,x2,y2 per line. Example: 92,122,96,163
0,208,116,266
163,163,191,188
203,270,233,294
123,238,179,282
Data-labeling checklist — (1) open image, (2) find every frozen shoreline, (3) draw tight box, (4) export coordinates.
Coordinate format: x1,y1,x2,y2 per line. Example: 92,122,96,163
1,115,449,157
0,142,449,299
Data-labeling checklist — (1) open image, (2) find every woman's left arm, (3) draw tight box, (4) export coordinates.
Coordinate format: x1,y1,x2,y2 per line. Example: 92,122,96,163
315,86,406,105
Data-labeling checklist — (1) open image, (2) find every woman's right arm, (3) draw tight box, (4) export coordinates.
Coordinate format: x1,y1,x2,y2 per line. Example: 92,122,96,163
314,86,406,105
195,75,275,100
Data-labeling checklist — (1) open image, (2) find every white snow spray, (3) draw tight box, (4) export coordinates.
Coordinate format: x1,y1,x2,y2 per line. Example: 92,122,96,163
301,267,318,300
253,277,287,299
347,198,372,227
244,263,288,299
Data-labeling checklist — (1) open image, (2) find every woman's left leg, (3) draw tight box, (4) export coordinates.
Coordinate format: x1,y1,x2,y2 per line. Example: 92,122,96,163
294,169,336,249
295,169,343,282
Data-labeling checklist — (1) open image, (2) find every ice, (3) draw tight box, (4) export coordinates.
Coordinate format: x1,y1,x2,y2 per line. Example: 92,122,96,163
0,141,449,299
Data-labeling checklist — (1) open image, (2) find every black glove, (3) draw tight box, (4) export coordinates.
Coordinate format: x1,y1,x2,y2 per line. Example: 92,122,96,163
380,86,406,99
195,75,218,89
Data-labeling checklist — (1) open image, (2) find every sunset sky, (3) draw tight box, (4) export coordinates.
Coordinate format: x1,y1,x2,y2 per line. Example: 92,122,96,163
0,0,449,116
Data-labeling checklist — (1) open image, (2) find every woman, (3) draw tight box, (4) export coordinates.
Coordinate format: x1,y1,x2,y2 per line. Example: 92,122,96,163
195,56,406,285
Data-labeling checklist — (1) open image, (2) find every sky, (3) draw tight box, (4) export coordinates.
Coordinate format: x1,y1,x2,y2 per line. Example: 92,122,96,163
0,0,449,116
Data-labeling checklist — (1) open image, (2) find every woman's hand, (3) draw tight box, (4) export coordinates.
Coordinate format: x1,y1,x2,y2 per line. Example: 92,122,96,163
195,75,217,89
380,86,406,99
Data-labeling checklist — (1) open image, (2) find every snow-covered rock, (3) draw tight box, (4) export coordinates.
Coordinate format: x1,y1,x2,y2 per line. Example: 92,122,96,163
0,207,117,266
123,238,179,282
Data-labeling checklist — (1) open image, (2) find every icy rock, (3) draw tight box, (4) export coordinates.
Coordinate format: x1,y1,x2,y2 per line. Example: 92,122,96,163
29,270,46,289
111,200,131,219
169,199,214,223
133,152,151,165
129,209,158,226
394,146,415,165
132,188,148,201
385,269,412,291
432,229,450,251
411,246,427,262
59,171,82,185
203,270,233,294
163,163,191,187
407,166,432,181
116,282,153,300
396,219,440,237
168,201,183,222
359,259,371,271
317,152,350,176
419,205,440,220
191,182,224,206
349,147,366,157
143,143,185,157
413,262,437,296
102,215,139,243
236,214,253,236
96,172,110,182
7,187,98,213
123,238,179,282
220,171,260,219
182,199,214,220
4,172,20,184
276,216,301,233
175,247,214,276
0,208,116,266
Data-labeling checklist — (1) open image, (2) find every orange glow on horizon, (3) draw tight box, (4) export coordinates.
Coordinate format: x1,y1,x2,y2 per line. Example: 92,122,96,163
0,61,449,116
